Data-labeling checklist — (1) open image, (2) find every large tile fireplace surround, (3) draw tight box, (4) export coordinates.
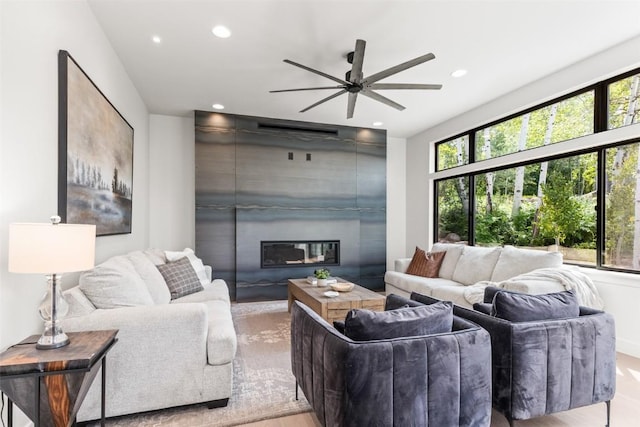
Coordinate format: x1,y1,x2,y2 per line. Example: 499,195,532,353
195,111,386,301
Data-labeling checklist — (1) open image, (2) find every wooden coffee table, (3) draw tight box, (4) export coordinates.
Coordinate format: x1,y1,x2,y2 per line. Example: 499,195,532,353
288,278,385,324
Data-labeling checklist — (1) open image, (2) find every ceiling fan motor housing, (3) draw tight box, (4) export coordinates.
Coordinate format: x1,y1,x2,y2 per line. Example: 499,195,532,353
271,40,440,118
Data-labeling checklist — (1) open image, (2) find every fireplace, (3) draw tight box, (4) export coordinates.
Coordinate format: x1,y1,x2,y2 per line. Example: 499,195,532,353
261,240,339,268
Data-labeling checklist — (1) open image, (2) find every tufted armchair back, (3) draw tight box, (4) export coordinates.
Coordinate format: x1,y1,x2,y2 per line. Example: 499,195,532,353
290,301,492,427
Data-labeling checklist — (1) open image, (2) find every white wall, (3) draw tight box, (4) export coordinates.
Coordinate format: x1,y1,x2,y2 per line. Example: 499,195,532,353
405,35,640,357
149,114,195,250
0,0,150,358
386,137,406,270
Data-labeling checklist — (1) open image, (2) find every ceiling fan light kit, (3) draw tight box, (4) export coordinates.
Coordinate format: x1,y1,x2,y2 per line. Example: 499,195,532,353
270,39,442,119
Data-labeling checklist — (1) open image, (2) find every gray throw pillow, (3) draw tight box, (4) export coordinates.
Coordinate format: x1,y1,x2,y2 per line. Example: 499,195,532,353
334,295,420,334
344,301,453,341
156,257,204,300
385,293,425,310
491,289,580,322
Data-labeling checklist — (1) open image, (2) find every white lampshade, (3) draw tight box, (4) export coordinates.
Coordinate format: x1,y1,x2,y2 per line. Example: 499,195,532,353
8,222,96,274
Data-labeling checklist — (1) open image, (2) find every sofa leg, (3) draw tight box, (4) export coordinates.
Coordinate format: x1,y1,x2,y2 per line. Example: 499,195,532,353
605,400,611,427
295,381,299,401
206,398,229,409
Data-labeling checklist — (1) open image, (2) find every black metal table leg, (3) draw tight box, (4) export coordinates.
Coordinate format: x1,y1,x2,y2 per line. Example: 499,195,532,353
101,357,106,427
35,376,40,427
7,397,13,427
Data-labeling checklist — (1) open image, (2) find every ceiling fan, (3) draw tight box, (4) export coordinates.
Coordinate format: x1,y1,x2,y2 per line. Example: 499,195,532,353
270,39,442,119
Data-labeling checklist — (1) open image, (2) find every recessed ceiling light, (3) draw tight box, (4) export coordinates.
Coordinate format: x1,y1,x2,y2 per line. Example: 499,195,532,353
212,25,231,38
372,121,384,127
212,103,225,110
451,69,467,78
152,35,162,44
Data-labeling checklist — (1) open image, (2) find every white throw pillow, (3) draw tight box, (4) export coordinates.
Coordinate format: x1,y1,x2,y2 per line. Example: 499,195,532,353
490,246,563,282
165,248,210,286
451,246,502,286
127,251,171,304
431,243,465,280
63,286,96,318
79,255,155,309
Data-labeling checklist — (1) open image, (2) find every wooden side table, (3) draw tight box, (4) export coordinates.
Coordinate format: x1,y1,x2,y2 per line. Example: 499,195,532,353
0,329,118,427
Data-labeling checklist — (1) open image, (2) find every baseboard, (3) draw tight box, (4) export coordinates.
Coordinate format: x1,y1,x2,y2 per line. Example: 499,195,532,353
617,338,640,359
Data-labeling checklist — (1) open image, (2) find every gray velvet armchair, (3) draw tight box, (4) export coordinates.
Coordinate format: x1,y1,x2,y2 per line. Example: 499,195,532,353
290,300,492,427
452,301,616,427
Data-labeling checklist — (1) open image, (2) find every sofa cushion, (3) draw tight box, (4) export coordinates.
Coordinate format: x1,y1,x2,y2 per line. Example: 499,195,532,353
405,247,446,278
490,245,563,282
172,279,230,305
492,289,580,322
127,251,171,304
157,257,204,300
431,243,465,280
79,255,155,309
344,301,453,341
452,246,502,285
142,248,166,265
384,271,461,296
165,248,210,286
430,285,471,308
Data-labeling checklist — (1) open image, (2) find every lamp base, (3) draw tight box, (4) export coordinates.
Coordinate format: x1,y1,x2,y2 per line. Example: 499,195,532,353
36,327,70,350
37,273,70,350
36,334,70,350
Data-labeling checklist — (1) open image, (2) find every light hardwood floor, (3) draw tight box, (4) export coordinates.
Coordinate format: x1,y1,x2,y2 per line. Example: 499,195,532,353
242,352,640,427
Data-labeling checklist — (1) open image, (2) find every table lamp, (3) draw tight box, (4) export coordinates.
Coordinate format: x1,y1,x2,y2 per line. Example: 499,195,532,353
8,216,96,349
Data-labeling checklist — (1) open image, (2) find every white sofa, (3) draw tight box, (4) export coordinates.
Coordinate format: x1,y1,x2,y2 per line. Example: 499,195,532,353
60,248,237,422
385,243,566,308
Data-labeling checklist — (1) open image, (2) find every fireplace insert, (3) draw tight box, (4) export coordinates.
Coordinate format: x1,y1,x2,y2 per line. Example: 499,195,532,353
261,240,339,268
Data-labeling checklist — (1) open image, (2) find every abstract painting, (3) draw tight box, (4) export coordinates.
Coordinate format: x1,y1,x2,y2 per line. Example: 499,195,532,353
58,50,134,236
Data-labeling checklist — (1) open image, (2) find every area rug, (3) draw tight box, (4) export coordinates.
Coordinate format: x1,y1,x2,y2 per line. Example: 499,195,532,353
101,300,311,426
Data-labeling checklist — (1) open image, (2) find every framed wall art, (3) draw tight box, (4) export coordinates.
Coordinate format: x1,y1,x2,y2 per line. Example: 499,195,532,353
58,50,134,236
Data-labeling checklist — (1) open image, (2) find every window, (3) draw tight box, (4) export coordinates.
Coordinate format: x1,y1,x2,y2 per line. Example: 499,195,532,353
608,73,640,130
439,153,597,264
436,177,469,243
436,135,469,171
432,67,640,273
604,142,640,271
475,91,594,161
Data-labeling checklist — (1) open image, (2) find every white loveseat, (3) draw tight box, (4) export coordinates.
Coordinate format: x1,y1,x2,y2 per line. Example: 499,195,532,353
60,248,236,421
385,243,566,308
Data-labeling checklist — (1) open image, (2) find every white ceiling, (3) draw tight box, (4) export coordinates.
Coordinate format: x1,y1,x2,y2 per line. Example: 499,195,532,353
88,0,640,138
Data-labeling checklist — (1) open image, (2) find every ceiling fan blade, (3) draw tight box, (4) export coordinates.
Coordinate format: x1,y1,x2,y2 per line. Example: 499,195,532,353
363,53,436,85
360,90,405,111
283,59,349,85
349,39,366,84
347,92,358,119
270,86,345,93
368,83,442,90
300,89,348,113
